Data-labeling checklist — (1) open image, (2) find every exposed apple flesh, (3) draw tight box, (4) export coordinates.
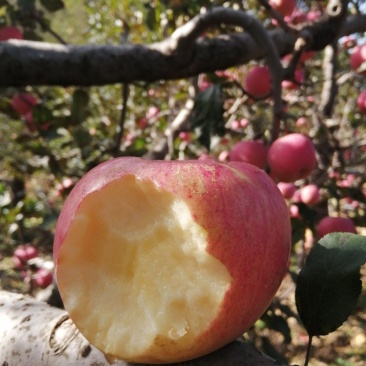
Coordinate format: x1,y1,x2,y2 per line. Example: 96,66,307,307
54,157,291,364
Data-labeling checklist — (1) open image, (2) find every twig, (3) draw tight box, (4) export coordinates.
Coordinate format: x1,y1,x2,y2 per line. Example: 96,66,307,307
170,7,284,143
304,335,313,366
319,42,338,117
113,83,129,156
31,12,68,45
257,0,293,32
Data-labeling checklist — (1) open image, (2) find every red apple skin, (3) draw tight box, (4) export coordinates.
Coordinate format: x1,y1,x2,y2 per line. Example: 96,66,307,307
244,66,271,98
306,10,321,21
12,245,39,269
54,157,291,363
300,184,320,205
33,268,53,288
277,182,296,199
0,26,23,41
229,140,268,169
289,204,301,219
317,216,357,239
350,45,366,71
357,90,366,114
269,0,296,17
268,133,317,182
11,93,37,115
296,116,307,127
289,10,307,25
282,69,304,90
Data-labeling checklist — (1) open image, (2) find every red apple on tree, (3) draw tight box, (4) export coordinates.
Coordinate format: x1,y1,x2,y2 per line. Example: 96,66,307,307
0,26,23,41
300,51,316,62
11,93,37,115
269,0,296,17
350,44,366,71
268,133,317,182
296,116,308,127
292,189,302,203
357,90,366,114
317,216,357,238
244,66,271,98
12,244,39,269
33,268,53,288
289,204,301,219
300,184,320,205
54,157,291,363
282,69,304,90
277,182,296,199
229,140,268,169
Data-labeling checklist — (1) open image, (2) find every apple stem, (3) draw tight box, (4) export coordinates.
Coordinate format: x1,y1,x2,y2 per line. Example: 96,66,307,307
304,334,313,366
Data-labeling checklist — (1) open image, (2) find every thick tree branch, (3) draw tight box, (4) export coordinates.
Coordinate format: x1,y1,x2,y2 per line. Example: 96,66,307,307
0,290,288,366
295,0,349,51
0,10,364,88
319,43,338,117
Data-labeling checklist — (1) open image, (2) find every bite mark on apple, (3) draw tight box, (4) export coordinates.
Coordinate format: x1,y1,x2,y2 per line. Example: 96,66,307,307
57,175,232,361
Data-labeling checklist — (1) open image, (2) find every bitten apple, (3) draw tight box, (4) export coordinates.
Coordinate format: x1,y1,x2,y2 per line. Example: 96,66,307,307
54,157,291,364
268,133,317,182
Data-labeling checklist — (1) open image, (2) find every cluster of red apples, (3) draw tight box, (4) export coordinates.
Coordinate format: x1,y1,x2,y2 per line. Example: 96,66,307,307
228,133,358,239
244,63,365,114
12,244,54,289
242,2,366,115
0,26,47,131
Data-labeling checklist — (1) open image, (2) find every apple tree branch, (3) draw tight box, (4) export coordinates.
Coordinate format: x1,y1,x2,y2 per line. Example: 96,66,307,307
0,290,289,366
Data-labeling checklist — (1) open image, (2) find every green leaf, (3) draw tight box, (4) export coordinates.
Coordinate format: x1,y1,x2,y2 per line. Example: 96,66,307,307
32,104,53,123
72,125,91,147
71,89,89,124
39,0,65,12
295,233,366,337
190,85,225,151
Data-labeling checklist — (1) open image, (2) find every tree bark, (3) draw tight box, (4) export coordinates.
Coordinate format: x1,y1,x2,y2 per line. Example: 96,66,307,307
0,290,289,366
0,12,364,87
